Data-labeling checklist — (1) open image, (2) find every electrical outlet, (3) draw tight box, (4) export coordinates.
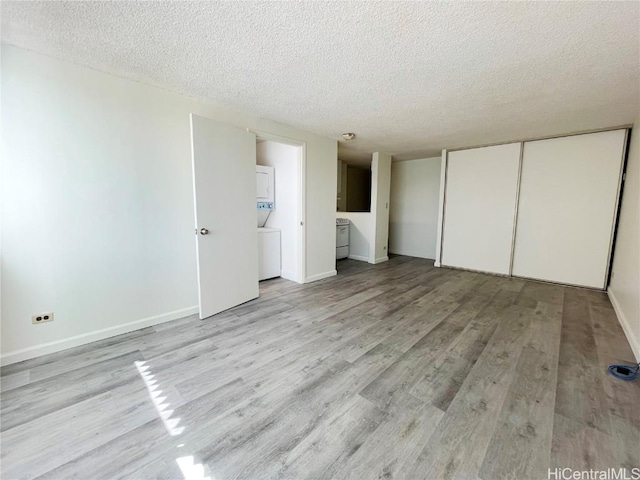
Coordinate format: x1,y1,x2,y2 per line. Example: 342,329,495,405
32,312,54,324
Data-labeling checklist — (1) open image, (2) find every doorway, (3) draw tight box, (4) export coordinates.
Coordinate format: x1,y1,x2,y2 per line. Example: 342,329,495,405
255,135,306,284
190,114,307,319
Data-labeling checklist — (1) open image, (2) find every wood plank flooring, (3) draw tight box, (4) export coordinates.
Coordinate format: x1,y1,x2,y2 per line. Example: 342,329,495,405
1,256,638,480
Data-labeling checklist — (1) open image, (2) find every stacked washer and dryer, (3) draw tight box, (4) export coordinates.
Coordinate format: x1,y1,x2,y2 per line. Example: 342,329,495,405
257,165,281,281
336,218,350,259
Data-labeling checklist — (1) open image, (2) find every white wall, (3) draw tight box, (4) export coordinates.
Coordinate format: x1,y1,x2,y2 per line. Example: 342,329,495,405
1,45,337,364
336,212,372,263
257,141,299,282
609,118,640,361
371,152,392,263
389,157,441,259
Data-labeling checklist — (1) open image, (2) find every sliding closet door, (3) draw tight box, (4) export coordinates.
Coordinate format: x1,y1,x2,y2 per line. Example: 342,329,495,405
441,143,521,274
512,130,626,289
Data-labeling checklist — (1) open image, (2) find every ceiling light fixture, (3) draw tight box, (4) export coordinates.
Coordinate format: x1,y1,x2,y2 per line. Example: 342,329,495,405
342,133,356,141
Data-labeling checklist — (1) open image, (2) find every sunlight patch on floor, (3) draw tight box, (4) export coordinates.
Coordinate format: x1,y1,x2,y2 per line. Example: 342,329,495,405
134,360,185,436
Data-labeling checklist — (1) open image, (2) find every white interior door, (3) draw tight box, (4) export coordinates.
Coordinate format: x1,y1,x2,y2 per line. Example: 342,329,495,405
441,143,521,274
190,114,258,319
512,130,626,289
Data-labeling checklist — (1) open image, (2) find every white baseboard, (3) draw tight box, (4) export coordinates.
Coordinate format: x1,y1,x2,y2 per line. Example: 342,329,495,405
347,254,369,262
305,270,337,283
371,256,389,264
608,288,640,362
388,250,433,260
0,306,199,366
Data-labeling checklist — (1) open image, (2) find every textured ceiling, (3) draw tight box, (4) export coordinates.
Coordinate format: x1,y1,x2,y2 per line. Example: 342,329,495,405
2,1,639,163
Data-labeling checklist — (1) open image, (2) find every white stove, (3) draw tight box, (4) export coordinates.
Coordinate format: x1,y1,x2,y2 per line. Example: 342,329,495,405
336,218,350,259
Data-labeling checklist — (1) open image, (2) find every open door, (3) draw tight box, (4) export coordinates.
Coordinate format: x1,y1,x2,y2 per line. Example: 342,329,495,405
190,114,259,319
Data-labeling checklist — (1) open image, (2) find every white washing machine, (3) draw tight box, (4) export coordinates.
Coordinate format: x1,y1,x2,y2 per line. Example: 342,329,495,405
336,218,349,259
258,227,281,280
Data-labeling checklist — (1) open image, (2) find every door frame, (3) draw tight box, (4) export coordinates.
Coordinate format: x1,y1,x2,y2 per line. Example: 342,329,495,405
250,129,307,284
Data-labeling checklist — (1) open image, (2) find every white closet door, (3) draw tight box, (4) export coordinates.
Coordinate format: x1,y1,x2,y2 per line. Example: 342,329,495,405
441,143,521,274
512,130,626,289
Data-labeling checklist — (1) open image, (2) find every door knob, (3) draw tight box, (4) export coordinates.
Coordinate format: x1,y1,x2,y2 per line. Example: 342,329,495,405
200,228,209,235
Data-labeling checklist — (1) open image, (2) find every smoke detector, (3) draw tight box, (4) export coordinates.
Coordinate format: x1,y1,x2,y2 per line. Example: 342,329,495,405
342,133,356,141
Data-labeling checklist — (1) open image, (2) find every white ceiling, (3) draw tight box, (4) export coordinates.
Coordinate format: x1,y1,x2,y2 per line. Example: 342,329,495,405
2,1,639,163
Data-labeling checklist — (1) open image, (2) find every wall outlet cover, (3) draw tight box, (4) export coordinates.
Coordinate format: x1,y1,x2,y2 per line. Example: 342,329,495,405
32,312,54,324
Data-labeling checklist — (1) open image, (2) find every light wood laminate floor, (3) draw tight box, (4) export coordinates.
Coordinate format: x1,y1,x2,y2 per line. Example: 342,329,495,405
2,256,639,480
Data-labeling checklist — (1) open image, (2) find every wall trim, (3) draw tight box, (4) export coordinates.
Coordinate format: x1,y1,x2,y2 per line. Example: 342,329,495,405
0,306,199,366
388,250,433,260
371,256,389,264
608,288,640,362
305,270,337,283
347,254,369,262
